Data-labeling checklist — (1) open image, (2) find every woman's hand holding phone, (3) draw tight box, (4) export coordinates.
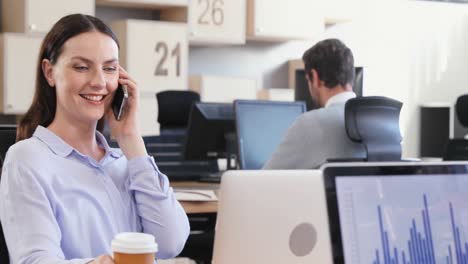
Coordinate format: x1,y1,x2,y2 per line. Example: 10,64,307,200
106,66,147,159
111,83,128,121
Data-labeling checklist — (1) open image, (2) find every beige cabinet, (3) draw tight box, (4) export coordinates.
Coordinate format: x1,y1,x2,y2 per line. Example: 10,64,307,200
288,59,305,89
96,0,188,9
324,0,356,24
112,19,189,93
139,92,160,136
190,75,257,102
247,0,324,41
2,0,95,33
257,88,294,102
162,0,246,45
0,33,43,114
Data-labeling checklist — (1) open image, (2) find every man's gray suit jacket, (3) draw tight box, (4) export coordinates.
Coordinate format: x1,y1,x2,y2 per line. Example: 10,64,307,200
263,101,366,169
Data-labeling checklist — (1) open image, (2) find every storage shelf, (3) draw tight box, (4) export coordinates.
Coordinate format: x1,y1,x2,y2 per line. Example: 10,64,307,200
96,0,188,9
325,17,351,26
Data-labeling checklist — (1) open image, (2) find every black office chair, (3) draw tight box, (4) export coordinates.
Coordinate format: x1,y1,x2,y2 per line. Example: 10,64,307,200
0,127,17,169
0,126,15,263
0,223,8,263
156,90,200,134
443,94,468,161
345,96,403,161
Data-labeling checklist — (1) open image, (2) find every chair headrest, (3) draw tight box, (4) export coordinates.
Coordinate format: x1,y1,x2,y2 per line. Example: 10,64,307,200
456,94,468,127
345,96,403,161
156,90,200,128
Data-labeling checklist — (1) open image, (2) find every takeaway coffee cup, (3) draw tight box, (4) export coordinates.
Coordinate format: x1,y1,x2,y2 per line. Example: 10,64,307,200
111,232,158,264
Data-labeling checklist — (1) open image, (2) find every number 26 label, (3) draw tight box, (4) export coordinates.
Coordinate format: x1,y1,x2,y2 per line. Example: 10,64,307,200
197,0,224,26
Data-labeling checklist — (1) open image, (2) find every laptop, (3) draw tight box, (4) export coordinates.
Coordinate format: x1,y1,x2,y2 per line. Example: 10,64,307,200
322,161,468,264
212,170,333,264
234,100,306,169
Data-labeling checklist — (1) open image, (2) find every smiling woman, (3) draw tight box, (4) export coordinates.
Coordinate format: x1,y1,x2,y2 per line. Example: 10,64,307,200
43,31,120,138
0,14,189,264
16,14,121,142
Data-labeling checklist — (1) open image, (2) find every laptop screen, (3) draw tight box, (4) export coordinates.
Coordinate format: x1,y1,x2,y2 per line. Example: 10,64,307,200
234,100,305,169
323,162,468,264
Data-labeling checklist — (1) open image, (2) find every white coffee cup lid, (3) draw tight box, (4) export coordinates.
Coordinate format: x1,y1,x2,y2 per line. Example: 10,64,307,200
111,232,158,254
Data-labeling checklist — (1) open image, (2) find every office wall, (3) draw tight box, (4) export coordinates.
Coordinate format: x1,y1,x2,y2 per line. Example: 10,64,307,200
190,0,468,158
3,1,468,157
344,0,468,158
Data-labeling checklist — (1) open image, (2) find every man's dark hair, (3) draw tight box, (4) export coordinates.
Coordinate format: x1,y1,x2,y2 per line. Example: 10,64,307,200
302,38,354,89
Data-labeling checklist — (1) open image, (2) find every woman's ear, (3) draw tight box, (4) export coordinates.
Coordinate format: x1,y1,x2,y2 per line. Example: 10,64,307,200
42,59,55,87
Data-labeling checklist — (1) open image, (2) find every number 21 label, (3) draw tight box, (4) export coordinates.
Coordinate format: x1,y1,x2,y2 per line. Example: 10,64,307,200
154,42,181,77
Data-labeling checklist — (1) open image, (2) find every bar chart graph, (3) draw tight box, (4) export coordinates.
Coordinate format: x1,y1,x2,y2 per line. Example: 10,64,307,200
336,175,468,264
373,194,468,264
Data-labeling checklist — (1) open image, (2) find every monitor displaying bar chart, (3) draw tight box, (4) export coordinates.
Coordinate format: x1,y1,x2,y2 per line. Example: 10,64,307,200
336,174,468,264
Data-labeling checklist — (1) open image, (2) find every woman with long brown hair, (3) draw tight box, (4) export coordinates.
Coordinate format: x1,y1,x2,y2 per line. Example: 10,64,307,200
0,14,189,263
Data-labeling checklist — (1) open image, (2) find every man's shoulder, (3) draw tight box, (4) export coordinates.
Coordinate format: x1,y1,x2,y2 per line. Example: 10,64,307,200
298,104,345,122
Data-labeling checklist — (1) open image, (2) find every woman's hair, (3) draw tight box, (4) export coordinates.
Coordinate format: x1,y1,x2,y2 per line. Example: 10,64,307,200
17,14,119,141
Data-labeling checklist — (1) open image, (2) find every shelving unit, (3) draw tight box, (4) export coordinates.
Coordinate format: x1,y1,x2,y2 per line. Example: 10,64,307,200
288,59,305,89
0,33,44,114
324,0,355,25
0,0,350,131
96,0,188,9
189,75,257,102
246,0,324,41
161,0,246,45
112,19,189,92
257,89,294,102
2,0,95,33
112,19,189,135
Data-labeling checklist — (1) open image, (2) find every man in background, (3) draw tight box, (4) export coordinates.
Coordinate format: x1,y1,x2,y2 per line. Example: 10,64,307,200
263,38,366,169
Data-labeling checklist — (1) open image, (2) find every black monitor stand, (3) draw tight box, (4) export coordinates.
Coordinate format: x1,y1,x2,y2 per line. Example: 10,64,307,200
224,132,237,170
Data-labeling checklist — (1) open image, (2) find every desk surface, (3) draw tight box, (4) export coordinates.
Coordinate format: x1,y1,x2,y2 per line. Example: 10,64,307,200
171,181,219,214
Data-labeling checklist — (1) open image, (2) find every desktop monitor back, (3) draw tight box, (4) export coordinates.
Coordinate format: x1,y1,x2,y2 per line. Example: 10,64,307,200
295,67,363,111
234,100,306,169
184,102,236,160
322,161,468,264
212,170,333,264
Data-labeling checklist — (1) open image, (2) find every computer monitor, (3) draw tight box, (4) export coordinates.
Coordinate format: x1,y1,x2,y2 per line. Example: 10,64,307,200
323,162,468,264
184,102,236,162
212,170,333,264
234,100,306,169
295,67,363,111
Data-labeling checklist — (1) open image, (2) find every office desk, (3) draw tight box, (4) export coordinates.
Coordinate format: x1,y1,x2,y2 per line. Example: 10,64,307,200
171,181,219,214
171,181,218,262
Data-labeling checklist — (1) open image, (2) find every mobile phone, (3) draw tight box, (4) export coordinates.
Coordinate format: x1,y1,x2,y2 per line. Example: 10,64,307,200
111,84,128,121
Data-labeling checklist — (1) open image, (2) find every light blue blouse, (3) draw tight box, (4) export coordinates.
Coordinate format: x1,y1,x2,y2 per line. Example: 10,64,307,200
0,126,190,263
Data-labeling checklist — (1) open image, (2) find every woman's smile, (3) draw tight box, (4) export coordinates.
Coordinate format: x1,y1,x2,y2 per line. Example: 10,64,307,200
79,93,107,105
